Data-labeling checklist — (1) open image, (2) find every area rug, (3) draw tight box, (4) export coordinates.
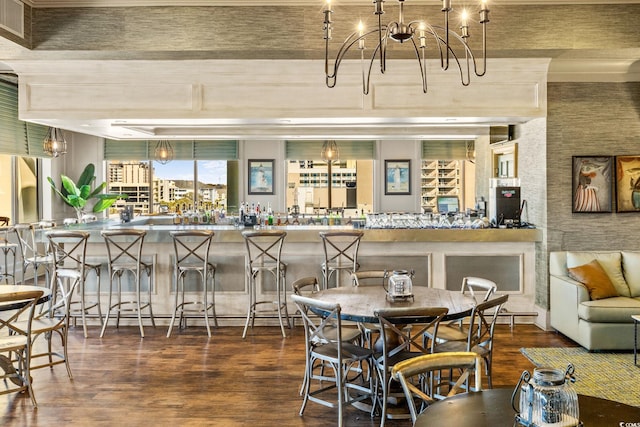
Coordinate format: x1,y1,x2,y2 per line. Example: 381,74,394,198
520,347,640,408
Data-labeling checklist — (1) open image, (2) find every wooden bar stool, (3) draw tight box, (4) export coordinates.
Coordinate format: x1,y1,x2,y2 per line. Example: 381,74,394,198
241,230,290,338
167,230,217,338
100,229,155,338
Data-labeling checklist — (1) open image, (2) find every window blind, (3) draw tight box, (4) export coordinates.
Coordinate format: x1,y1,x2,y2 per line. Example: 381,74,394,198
285,140,375,160
104,139,238,160
0,80,50,157
421,140,475,160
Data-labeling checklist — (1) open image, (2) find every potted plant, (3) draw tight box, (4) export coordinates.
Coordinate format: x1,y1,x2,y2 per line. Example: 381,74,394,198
47,163,128,222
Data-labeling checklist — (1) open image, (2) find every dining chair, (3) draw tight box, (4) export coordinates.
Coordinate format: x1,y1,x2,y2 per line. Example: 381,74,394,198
291,276,362,395
101,229,156,338
25,231,88,379
167,230,217,338
241,230,289,338
425,276,498,345
391,351,483,425
0,225,18,284
429,294,509,389
351,270,389,348
291,294,376,427
319,231,363,289
14,222,55,287
373,306,449,427
0,289,44,407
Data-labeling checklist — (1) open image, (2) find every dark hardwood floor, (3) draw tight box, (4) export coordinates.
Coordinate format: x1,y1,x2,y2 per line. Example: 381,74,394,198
0,322,576,427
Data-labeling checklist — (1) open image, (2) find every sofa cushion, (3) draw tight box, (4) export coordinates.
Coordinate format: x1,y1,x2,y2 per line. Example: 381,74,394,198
568,260,619,300
578,297,640,323
621,251,640,297
566,251,631,297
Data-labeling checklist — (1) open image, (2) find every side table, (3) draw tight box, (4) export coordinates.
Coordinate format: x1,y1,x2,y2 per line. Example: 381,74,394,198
634,314,640,366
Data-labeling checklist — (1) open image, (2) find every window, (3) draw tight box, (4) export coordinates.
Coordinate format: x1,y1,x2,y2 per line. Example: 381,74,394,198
107,160,235,216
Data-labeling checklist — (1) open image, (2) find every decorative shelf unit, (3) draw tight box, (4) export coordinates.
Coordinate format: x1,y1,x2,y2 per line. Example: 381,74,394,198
421,160,462,212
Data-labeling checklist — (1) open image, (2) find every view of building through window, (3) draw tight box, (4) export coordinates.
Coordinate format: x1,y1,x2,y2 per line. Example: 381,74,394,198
106,160,229,217
286,159,373,215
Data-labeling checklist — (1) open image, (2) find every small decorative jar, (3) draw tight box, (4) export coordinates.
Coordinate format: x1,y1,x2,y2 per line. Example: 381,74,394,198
512,364,582,427
386,270,413,300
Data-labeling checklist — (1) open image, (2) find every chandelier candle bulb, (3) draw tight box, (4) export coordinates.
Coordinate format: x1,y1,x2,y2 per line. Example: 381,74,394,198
460,10,469,38
480,0,490,23
358,21,365,50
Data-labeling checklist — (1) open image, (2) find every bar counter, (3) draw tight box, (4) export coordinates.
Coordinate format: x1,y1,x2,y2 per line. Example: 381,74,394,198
57,218,543,329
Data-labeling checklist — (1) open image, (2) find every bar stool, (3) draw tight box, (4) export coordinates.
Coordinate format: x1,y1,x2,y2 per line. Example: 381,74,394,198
0,225,18,284
319,230,363,289
100,229,156,338
167,230,217,338
14,222,55,287
242,230,290,338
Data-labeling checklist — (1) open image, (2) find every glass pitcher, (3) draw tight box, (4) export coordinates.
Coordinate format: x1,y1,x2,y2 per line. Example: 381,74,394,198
512,364,581,427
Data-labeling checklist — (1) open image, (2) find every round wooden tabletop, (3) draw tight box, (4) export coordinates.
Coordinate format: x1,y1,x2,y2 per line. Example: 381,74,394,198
311,286,475,323
415,388,640,427
0,285,52,311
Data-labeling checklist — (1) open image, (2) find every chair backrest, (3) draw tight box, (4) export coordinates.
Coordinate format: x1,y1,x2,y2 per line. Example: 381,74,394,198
242,230,286,271
351,270,388,287
391,351,483,424
464,294,509,352
319,231,363,271
375,306,449,361
101,229,147,270
171,230,214,270
0,289,45,336
291,293,344,347
461,276,498,303
0,216,9,226
292,276,321,295
0,225,15,246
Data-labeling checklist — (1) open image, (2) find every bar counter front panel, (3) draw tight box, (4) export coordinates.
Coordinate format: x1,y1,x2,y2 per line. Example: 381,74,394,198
60,221,542,328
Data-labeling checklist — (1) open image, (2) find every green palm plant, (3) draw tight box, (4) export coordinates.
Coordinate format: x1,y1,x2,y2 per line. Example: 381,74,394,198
47,163,127,220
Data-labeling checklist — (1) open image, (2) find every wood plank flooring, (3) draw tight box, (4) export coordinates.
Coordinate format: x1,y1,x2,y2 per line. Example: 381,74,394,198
0,323,577,427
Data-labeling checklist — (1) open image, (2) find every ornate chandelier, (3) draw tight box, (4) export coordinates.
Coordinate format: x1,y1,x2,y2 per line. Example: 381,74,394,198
323,0,490,94
43,127,67,157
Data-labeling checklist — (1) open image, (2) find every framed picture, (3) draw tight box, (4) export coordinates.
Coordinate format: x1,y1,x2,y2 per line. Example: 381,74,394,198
615,155,640,212
385,160,411,195
248,159,274,195
572,156,613,213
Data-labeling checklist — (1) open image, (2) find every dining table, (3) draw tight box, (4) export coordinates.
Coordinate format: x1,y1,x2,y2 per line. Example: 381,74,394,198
0,285,52,385
310,285,475,323
414,388,640,427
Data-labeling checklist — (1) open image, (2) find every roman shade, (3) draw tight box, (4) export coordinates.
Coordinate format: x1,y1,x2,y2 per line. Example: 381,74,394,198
422,140,475,160
104,140,238,160
285,140,375,160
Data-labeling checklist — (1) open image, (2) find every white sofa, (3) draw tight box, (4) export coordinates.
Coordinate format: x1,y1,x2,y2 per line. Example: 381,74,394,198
549,251,640,350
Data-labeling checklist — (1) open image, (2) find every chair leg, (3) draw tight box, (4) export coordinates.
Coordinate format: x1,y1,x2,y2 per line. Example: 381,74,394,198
167,271,181,338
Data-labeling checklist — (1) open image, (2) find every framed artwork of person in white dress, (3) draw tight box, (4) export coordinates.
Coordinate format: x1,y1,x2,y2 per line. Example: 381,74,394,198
385,160,411,195
572,156,613,213
248,159,274,195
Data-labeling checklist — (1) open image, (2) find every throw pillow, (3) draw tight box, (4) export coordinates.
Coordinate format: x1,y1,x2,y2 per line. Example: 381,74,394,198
566,251,630,297
568,260,619,300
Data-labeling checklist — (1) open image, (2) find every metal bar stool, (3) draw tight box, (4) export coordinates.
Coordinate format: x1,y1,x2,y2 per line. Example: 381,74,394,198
0,224,18,284
242,230,290,338
100,229,156,338
14,222,55,287
167,230,217,338
319,230,363,289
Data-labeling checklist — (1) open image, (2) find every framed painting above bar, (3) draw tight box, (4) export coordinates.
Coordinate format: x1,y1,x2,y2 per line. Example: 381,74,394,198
572,156,613,213
385,160,411,195
248,159,274,195
615,155,640,212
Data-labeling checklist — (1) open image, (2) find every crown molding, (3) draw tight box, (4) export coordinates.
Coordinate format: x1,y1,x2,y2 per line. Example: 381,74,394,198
21,0,640,8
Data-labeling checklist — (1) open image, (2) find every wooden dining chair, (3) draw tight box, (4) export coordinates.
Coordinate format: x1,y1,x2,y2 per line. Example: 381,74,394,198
0,289,44,407
391,351,483,425
374,306,449,427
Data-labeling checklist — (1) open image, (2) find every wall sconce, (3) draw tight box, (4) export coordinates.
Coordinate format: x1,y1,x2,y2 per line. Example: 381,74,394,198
43,127,67,158
154,140,173,164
